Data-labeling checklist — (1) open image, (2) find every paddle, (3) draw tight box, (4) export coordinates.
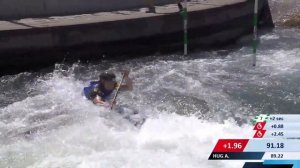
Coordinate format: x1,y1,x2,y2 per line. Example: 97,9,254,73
110,72,126,110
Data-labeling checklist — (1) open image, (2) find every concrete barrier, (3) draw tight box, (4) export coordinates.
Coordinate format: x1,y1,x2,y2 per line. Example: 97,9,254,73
0,0,175,19
0,0,274,75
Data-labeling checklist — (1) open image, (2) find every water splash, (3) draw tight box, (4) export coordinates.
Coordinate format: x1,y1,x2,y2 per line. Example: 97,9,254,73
0,28,299,167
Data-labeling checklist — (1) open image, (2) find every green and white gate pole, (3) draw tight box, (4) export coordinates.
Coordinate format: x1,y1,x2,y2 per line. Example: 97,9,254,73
183,0,188,56
252,0,258,66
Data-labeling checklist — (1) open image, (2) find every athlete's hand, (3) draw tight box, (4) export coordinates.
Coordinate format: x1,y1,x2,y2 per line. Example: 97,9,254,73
93,95,102,103
93,95,108,106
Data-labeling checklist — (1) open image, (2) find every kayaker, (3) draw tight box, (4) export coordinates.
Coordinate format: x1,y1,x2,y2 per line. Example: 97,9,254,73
83,70,133,107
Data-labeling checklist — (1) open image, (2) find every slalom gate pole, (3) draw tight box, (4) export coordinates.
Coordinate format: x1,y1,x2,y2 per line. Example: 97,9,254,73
183,0,188,56
253,0,258,66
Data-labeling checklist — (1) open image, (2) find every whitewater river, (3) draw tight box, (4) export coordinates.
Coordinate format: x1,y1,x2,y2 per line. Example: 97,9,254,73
0,27,299,168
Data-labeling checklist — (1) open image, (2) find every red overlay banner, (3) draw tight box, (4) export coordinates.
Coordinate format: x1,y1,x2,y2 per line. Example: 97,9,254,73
213,139,249,152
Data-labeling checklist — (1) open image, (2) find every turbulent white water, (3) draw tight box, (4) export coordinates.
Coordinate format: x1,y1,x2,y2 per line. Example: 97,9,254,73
0,28,299,168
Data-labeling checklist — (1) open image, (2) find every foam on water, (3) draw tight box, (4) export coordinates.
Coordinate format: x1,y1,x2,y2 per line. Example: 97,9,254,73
0,28,299,168
0,60,252,168
1,112,252,168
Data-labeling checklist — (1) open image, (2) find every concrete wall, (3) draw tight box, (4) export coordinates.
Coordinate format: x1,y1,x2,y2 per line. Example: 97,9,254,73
0,0,274,75
0,0,174,19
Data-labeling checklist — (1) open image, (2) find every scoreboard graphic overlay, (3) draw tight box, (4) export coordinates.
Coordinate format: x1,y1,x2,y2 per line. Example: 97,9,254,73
208,114,300,168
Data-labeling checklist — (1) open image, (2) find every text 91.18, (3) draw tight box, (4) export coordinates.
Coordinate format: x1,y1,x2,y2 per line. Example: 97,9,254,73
267,143,284,149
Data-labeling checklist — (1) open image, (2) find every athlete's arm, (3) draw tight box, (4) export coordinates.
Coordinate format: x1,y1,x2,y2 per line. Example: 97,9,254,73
93,95,116,108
